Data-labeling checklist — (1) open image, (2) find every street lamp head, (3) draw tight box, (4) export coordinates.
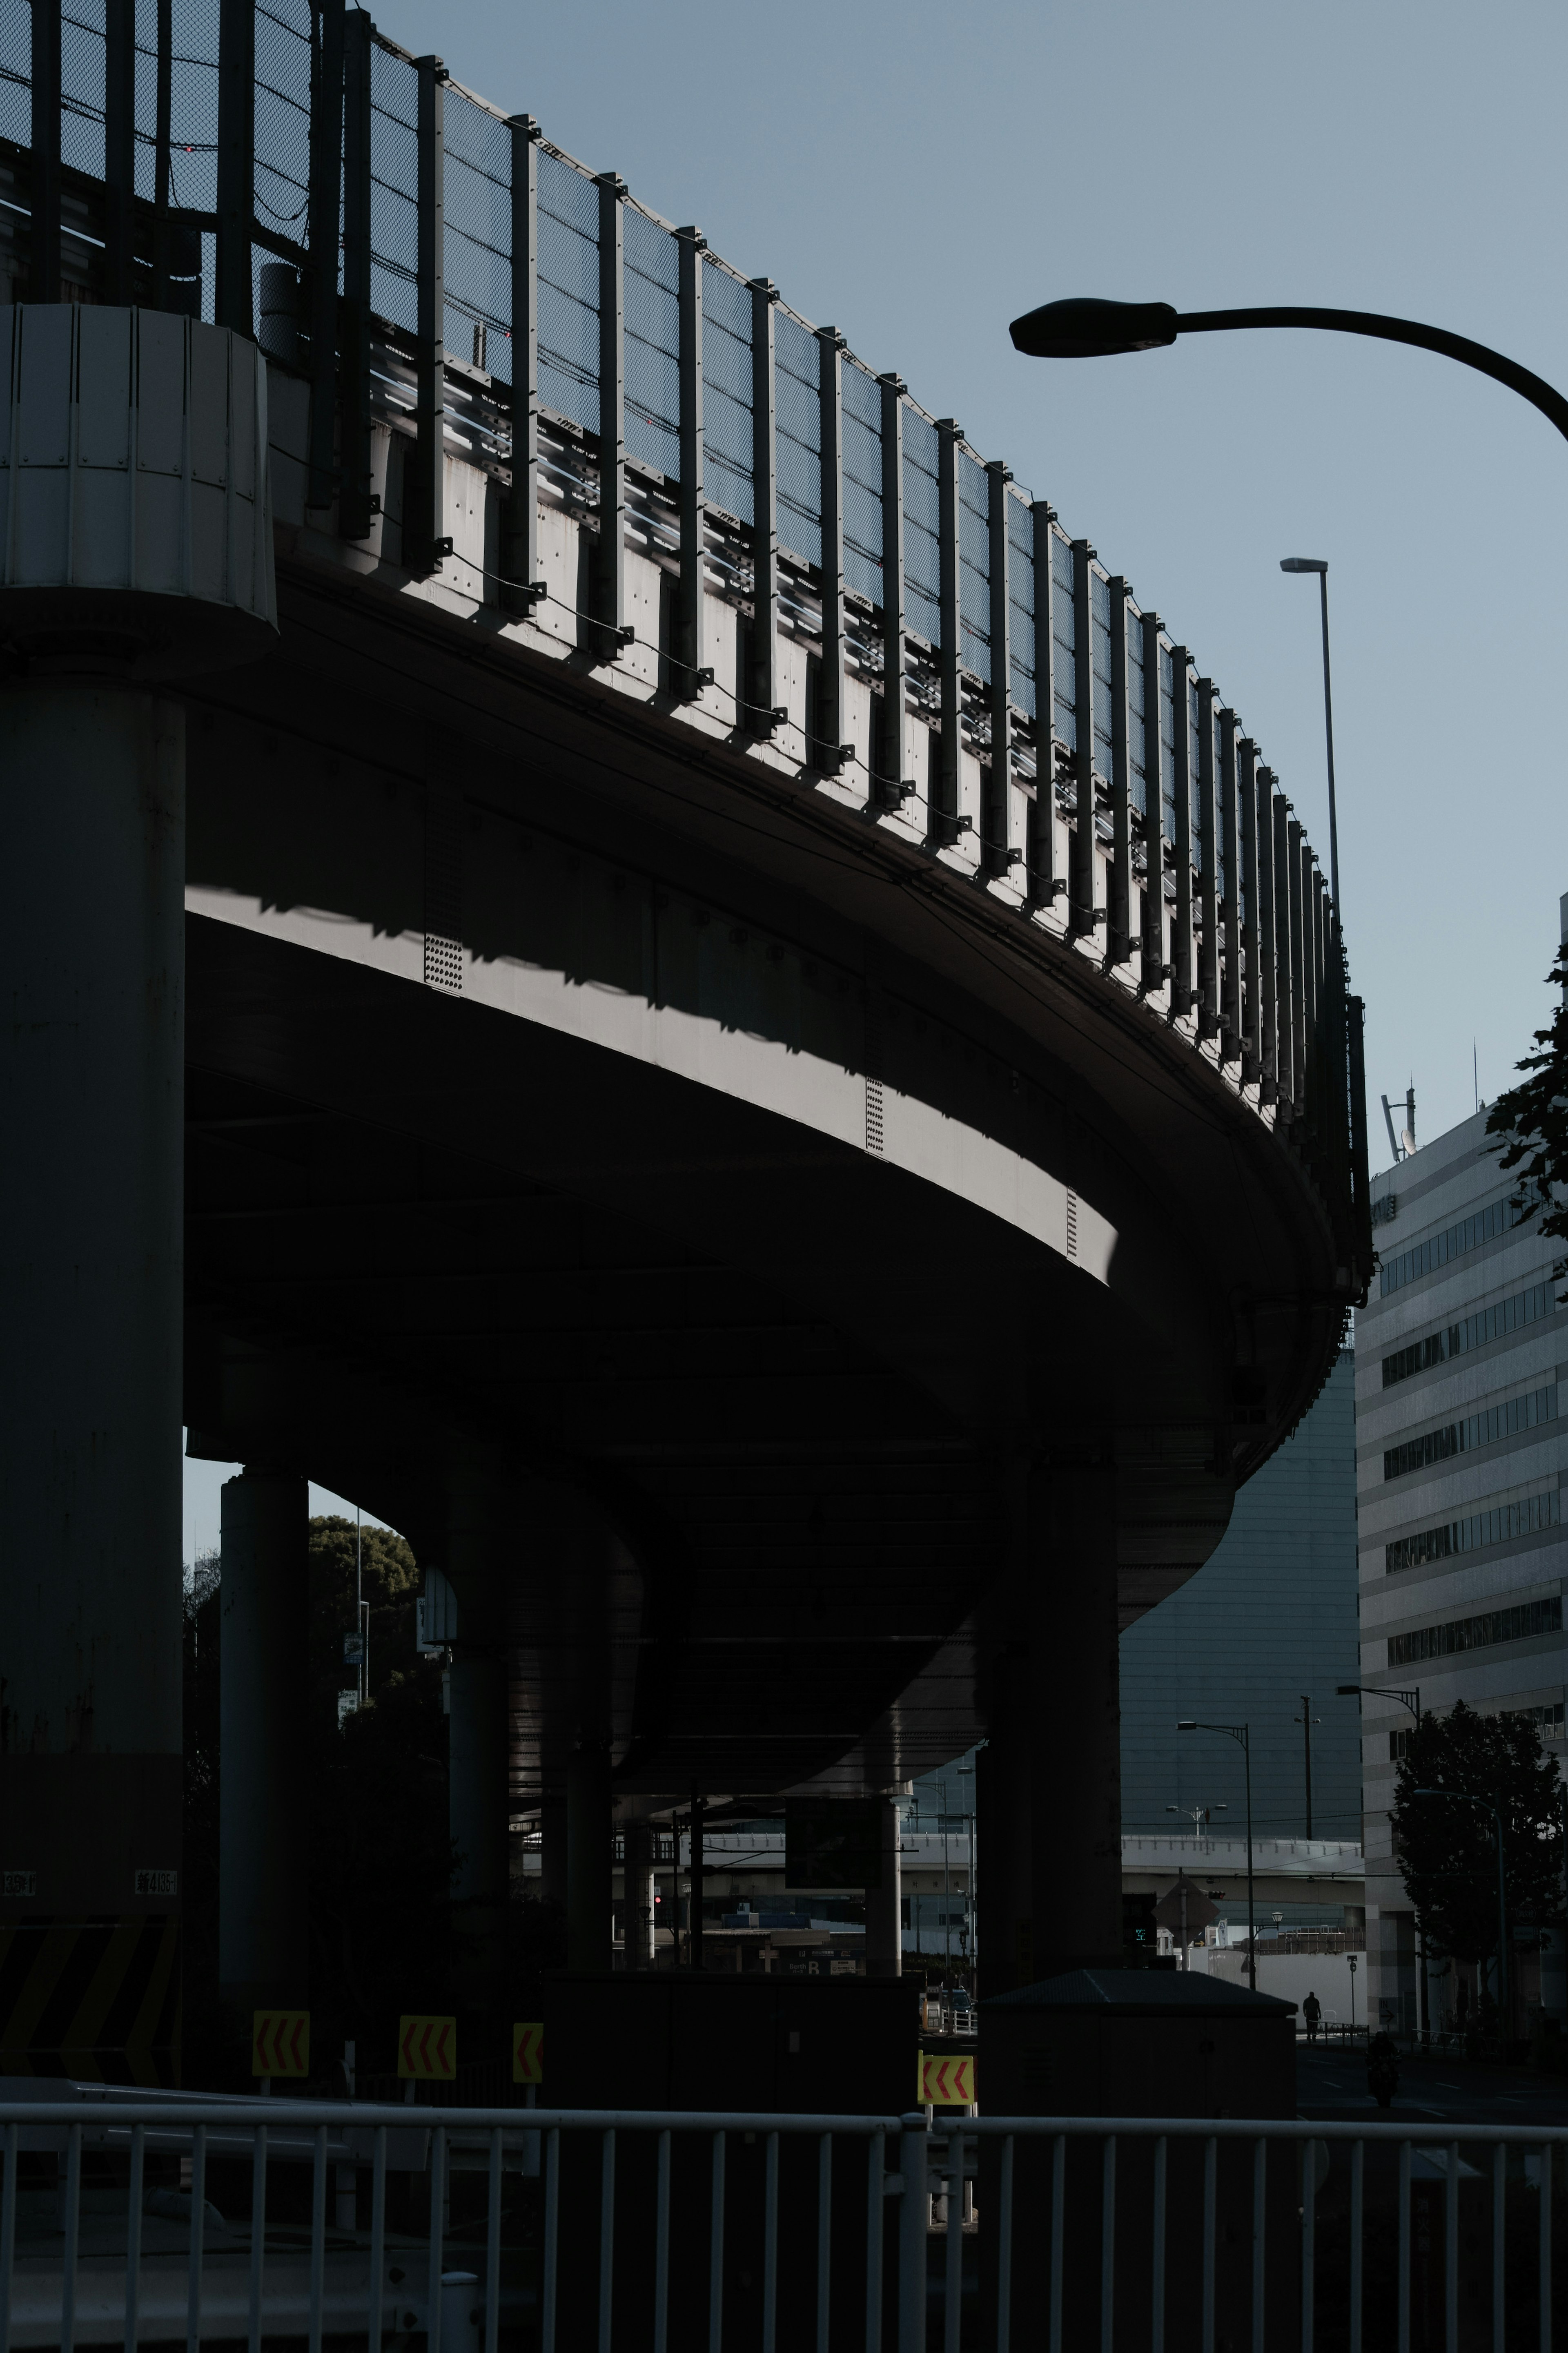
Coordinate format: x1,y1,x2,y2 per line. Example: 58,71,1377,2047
1335,1684,1362,1696
1176,1720,1198,1731
1280,556,1328,575
1010,297,1179,359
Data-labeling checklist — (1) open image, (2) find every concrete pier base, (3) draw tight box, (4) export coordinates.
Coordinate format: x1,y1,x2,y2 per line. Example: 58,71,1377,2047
219,1468,310,2012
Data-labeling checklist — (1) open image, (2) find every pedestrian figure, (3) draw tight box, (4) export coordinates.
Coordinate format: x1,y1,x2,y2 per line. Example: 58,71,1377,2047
1303,1989,1322,2043
1367,2031,1400,2110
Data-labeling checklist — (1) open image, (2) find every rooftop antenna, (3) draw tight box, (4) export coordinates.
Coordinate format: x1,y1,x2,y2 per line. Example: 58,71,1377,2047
1473,1039,1480,1116
1381,1093,1402,1166
1403,1082,1417,1159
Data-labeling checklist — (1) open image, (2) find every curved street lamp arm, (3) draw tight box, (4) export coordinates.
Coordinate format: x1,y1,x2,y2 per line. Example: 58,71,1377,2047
1175,307,1568,447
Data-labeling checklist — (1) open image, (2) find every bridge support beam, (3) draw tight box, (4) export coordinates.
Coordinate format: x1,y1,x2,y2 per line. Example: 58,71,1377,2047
0,685,185,1953
623,1820,656,1971
865,1793,904,1978
980,1459,1123,1996
449,1650,511,2007
219,1468,311,2011
566,1743,614,1972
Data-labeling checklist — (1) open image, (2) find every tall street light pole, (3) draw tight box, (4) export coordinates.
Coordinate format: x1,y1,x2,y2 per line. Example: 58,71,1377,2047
1339,1682,1426,2035
1278,560,1340,917
1179,1721,1254,1990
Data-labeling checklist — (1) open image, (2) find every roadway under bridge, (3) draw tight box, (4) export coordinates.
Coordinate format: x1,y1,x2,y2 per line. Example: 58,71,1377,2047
0,0,1372,2070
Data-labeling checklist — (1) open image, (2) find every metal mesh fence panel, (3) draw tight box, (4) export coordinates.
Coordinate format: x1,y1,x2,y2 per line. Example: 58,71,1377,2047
537,144,598,435
254,0,310,240
623,203,677,479
958,445,989,685
61,0,105,182
1090,567,1112,779
131,0,154,196
902,408,940,647
1007,489,1035,720
1188,670,1205,877
368,37,417,339
167,0,217,214
1159,643,1176,842
774,306,820,569
0,0,28,148
841,357,881,605
443,85,510,379
702,254,751,523
1051,532,1076,756
1127,603,1147,815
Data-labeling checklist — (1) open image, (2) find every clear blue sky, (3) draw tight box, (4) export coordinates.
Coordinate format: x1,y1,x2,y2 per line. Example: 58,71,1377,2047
190,0,1568,1549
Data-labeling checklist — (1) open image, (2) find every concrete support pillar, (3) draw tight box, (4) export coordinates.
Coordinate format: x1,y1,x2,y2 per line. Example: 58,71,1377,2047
566,1744,613,1973
1028,1458,1123,1978
448,1651,511,2006
624,1822,656,1971
218,1468,310,2009
540,1793,568,1908
0,686,185,1939
865,1793,904,1977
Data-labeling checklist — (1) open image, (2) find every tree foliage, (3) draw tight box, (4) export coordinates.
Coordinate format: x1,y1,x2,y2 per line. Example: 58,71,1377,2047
1486,941,1568,1295
1390,1700,1564,1965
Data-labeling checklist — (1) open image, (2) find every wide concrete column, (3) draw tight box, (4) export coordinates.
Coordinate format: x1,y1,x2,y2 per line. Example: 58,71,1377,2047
449,1649,512,2000
623,1821,656,1971
0,685,185,1930
1026,1456,1123,1981
218,1469,310,2010
566,1744,614,1972
864,1793,904,1977
0,308,272,2068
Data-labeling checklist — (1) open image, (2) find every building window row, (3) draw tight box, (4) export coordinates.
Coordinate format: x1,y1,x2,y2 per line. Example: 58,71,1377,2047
1383,1384,1557,1481
1387,1593,1563,1667
1380,1279,1555,1390
1385,1488,1561,1575
1379,1195,1528,1300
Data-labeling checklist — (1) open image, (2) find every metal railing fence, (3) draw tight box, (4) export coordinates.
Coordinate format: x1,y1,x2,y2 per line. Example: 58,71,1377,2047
2,2095,1566,2352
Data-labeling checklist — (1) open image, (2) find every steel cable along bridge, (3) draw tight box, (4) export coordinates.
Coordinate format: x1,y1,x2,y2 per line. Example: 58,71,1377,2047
0,0,1371,2032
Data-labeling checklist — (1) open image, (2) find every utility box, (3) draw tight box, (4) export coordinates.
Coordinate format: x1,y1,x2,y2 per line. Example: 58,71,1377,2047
980,1969,1299,2353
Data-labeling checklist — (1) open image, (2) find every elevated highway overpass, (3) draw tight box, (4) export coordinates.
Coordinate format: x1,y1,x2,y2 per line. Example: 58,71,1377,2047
0,0,1372,2065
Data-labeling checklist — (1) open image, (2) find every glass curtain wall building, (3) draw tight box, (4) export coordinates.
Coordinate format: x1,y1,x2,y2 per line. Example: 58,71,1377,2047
1120,1351,1361,1855
1354,907,1568,2031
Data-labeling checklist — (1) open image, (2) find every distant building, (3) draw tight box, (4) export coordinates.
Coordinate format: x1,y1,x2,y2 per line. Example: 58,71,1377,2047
1355,989,1568,2029
1119,1352,1361,1882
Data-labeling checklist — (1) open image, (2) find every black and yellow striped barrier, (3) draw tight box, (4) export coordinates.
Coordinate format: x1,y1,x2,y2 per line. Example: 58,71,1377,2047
0,1917,180,2085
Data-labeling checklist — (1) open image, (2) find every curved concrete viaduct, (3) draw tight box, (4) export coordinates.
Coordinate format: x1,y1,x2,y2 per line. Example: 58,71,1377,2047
0,7,1372,2054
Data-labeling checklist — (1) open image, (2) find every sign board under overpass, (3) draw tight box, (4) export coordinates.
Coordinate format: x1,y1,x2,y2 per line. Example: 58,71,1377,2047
784,1798,883,1890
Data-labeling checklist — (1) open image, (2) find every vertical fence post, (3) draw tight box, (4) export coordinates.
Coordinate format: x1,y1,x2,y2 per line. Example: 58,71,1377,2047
1070,542,1097,934
1196,679,1218,1034
594,172,626,658
708,2130,726,2353
865,2126,884,2353
747,277,780,735
542,2128,560,2353
676,225,708,697
651,2128,670,2353
305,0,345,508
1274,793,1296,1106
484,2128,503,2353
1029,503,1061,908
986,462,1014,877
368,2125,386,2353
1350,2139,1364,2353
1049,2134,1066,2353
411,53,447,574
816,328,847,777
898,2113,928,2353
60,2122,82,2353
505,115,541,607
818,2134,833,2353
1151,2135,1167,2353
186,2125,207,2353
762,2132,780,2353
338,8,374,539
1218,707,1242,1051
1398,2139,1412,2353
247,2123,267,2353
215,0,254,332
428,2127,448,2353
1201,2137,1217,2353
943,2128,962,2353
1492,2142,1506,2353
308,2125,327,2353
597,2128,615,2353
1250,2137,1265,2353
1540,2142,1552,2353
1169,645,1193,1012
996,2134,1014,2353
1099,2137,1116,2353
1238,734,1261,1077
934,417,964,838
125,2121,145,2353
1301,2138,1316,2353
29,0,62,300
1256,765,1277,1095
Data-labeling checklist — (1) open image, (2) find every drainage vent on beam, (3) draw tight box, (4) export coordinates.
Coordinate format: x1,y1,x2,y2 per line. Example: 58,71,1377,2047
864,1075,884,1155
425,783,465,994
1066,1190,1078,1260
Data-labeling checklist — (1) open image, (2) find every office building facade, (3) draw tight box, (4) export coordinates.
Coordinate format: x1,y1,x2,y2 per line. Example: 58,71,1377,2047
1356,1055,1568,2027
